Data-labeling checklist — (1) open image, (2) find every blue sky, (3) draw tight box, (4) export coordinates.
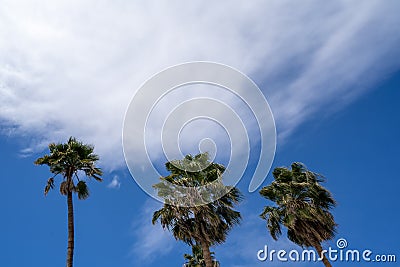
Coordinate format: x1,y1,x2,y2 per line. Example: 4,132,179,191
1,1,400,266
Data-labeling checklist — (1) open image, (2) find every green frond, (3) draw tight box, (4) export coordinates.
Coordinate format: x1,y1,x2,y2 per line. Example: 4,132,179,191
152,209,164,225
75,180,89,200
153,152,242,259
183,243,220,267
260,162,337,247
34,136,102,198
260,206,282,240
44,177,55,196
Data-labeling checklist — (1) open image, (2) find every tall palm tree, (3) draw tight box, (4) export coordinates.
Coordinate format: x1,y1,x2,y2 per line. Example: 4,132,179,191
34,137,103,267
259,162,337,267
152,153,241,267
183,244,220,267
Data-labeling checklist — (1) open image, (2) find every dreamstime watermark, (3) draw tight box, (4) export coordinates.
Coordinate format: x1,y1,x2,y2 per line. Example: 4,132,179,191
123,62,276,206
257,238,396,263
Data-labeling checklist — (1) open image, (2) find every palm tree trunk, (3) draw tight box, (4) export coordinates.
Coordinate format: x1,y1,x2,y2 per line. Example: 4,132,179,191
200,241,213,267
66,191,74,267
313,242,332,267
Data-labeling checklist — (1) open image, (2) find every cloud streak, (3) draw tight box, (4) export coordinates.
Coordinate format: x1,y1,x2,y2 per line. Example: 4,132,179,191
107,175,121,189
130,199,176,263
0,0,399,170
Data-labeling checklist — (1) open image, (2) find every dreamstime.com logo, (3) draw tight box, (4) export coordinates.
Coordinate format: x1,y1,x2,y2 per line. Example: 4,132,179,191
257,238,396,263
122,62,276,206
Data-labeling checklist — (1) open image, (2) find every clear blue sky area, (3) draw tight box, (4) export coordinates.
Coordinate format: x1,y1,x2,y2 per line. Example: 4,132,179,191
1,72,399,267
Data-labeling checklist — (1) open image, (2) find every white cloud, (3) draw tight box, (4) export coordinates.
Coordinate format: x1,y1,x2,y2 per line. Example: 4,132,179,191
0,0,399,170
107,175,121,189
130,199,176,262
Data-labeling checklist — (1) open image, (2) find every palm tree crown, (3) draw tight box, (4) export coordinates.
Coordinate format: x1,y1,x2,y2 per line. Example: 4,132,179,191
35,137,103,198
35,137,103,267
259,162,337,267
153,153,241,267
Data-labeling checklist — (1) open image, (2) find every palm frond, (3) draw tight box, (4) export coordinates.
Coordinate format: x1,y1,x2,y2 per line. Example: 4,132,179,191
34,137,102,199
75,180,89,200
153,153,242,262
259,162,337,247
44,177,55,196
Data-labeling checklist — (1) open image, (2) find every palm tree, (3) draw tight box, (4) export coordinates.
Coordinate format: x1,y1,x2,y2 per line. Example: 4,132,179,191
183,244,220,267
259,162,337,267
152,153,241,267
34,137,103,267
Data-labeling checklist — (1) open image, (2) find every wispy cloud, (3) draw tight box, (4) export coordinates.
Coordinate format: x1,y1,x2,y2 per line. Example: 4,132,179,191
107,175,121,189
130,199,176,263
0,0,399,170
